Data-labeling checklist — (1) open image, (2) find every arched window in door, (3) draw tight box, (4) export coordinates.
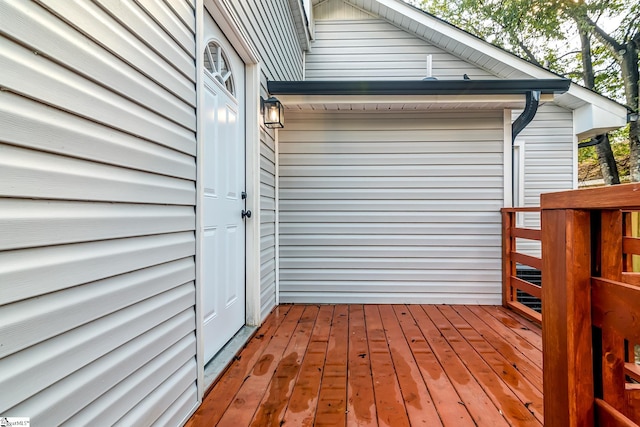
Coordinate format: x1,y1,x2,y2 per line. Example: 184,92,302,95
203,41,235,95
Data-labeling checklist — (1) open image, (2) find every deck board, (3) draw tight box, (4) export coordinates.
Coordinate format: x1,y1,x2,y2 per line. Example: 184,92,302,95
186,305,543,427
346,305,377,427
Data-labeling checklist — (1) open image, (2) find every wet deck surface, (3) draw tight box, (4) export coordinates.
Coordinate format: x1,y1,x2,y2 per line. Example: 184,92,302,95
186,304,542,427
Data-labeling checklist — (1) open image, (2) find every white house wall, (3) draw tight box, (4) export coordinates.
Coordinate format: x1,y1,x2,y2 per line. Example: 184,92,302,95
0,0,198,425
260,122,278,320
306,19,499,81
313,0,377,20
226,0,304,81
305,5,576,263
516,104,575,205
278,110,505,304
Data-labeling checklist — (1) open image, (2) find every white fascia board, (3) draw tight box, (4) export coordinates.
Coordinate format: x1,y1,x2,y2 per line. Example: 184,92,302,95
566,83,628,117
287,0,311,50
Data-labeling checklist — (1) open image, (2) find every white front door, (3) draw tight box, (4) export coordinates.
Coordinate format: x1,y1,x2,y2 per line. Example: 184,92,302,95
202,11,246,363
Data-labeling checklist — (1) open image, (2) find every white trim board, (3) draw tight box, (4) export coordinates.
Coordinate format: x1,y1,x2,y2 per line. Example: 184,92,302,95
503,108,513,208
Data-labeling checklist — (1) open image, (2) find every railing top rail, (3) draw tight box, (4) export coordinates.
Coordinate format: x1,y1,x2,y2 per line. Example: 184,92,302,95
501,207,541,213
541,183,640,210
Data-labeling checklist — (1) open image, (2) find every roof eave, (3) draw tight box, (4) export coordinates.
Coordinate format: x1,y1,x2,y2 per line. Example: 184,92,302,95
268,79,571,96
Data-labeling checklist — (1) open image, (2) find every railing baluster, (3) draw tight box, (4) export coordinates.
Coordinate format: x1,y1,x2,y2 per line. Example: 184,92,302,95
501,207,542,324
502,210,514,307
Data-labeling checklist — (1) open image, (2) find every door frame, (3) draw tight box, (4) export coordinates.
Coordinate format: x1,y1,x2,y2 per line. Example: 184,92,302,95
196,0,262,400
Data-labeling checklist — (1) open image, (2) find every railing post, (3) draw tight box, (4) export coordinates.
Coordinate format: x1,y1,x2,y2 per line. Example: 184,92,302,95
542,208,594,427
502,210,514,307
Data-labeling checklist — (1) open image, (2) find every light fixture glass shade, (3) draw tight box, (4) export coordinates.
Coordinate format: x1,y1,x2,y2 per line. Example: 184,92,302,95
263,97,284,129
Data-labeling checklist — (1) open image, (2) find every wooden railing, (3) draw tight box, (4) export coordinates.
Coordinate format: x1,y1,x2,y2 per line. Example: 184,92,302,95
541,183,640,427
501,207,542,324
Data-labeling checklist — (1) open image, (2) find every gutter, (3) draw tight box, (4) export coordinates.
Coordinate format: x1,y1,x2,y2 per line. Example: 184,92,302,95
267,79,571,96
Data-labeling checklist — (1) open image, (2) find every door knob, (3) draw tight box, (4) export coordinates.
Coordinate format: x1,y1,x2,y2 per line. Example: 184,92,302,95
242,209,252,219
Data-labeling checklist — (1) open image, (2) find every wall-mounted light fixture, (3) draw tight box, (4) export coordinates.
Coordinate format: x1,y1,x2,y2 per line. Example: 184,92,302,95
261,96,284,129
628,111,639,123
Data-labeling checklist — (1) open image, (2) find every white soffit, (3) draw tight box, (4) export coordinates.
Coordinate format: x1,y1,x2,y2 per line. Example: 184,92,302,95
278,93,555,110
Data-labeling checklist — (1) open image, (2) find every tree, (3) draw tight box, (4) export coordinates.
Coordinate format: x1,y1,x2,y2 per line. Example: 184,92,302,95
575,22,619,185
418,0,640,182
570,2,640,181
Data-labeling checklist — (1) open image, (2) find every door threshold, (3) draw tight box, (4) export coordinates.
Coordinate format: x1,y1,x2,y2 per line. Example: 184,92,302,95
203,325,257,391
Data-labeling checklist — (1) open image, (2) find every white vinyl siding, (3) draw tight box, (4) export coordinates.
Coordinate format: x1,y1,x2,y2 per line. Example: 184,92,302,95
342,0,532,80
226,0,304,81
260,95,278,320
0,1,197,425
278,110,504,303
513,104,575,257
306,19,498,81
515,104,575,204
313,0,376,20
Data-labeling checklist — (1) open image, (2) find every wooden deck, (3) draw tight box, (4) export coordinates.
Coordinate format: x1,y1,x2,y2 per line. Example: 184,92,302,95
186,304,542,427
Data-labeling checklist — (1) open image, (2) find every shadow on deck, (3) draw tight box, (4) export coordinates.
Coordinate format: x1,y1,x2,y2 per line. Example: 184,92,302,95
186,304,542,427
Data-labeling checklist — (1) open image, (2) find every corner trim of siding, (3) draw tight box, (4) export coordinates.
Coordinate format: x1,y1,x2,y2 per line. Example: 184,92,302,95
503,108,513,208
246,62,262,327
572,115,579,189
194,0,206,404
275,126,281,307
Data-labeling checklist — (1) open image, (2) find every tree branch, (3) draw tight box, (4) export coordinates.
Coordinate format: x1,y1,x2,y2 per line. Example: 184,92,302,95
556,50,581,60
575,13,623,58
623,11,640,44
632,30,640,50
515,38,542,66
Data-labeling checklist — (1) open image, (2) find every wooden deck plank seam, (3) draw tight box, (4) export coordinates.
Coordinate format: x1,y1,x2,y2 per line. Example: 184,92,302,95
408,305,512,426
382,304,444,426
454,306,542,393
472,306,543,368
392,304,476,427
249,305,321,426
423,305,539,425
442,305,543,424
